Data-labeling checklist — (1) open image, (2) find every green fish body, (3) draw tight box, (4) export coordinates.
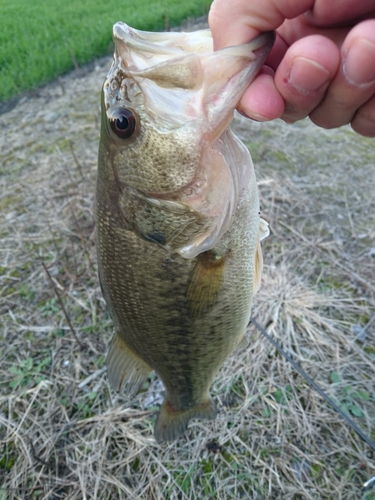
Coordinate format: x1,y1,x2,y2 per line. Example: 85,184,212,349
97,23,273,442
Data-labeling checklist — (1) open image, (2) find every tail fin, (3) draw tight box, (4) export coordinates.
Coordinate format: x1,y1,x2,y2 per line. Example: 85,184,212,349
154,397,217,443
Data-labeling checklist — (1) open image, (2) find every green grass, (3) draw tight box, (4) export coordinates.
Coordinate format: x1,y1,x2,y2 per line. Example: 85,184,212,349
0,0,211,102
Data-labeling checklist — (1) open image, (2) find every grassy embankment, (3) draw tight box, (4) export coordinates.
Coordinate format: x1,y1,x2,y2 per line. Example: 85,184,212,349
0,0,211,102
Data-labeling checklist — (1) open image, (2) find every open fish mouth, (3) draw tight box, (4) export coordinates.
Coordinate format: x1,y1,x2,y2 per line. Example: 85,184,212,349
112,21,274,58
105,23,275,136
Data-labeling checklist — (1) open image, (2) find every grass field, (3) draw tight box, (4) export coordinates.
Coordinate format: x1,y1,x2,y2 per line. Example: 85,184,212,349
0,0,211,102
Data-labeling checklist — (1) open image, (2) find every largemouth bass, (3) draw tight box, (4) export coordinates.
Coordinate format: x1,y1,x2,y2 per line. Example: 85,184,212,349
97,22,273,442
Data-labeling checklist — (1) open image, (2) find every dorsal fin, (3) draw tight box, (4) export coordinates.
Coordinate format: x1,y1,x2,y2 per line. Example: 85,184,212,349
253,218,269,294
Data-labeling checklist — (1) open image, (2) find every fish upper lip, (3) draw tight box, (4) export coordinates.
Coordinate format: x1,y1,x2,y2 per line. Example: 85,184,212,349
113,22,213,57
244,31,275,74
245,31,275,53
113,21,275,61
251,31,276,62
215,31,275,68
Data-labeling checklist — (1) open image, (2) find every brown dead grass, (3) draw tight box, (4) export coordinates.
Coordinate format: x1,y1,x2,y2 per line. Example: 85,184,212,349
1,16,375,500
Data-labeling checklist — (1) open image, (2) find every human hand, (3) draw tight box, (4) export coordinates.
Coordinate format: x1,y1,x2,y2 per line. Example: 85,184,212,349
209,0,375,136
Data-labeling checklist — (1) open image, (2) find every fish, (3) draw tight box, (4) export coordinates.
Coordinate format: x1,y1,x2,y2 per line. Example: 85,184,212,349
96,22,273,442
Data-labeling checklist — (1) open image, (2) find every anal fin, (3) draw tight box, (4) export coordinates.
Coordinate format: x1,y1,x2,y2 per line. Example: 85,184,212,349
154,397,217,443
107,332,151,398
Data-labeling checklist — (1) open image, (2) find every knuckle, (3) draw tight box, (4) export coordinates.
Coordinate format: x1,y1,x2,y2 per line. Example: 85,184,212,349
309,113,346,129
351,97,375,137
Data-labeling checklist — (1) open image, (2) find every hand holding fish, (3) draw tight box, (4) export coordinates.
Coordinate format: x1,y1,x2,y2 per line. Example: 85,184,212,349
209,0,375,137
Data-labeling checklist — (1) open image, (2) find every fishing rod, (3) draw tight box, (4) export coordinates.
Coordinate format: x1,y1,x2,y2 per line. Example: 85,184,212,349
250,317,375,494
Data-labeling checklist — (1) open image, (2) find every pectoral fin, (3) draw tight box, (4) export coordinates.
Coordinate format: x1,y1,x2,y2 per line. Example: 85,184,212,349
107,332,151,397
187,250,229,317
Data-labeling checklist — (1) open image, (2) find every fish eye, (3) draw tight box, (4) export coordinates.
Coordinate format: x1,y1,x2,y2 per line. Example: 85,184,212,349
109,108,136,138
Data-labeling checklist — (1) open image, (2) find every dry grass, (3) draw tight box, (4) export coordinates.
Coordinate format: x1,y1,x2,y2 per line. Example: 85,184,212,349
1,17,375,500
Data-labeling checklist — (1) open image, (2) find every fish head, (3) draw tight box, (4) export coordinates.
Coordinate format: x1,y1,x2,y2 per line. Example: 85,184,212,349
99,23,274,257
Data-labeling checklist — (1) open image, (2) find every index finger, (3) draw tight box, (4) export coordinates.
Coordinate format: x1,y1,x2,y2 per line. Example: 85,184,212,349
306,0,375,27
209,0,315,49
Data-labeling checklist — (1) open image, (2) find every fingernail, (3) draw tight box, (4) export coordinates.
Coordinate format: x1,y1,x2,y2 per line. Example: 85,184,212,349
237,109,250,119
289,57,330,94
237,109,267,122
343,39,375,86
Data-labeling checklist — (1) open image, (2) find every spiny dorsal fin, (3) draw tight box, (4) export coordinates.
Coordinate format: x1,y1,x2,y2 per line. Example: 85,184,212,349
259,217,269,241
107,332,151,398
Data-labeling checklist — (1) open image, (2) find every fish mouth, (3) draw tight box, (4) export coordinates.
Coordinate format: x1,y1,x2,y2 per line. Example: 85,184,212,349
243,30,275,55
112,22,274,61
112,22,274,77
113,22,214,58
108,25,275,137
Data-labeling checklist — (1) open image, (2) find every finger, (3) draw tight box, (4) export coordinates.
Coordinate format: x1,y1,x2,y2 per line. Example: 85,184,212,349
273,35,340,123
305,0,375,27
278,17,353,48
310,20,375,129
208,0,314,49
237,69,285,121
236,34,288,121
351,94,375,137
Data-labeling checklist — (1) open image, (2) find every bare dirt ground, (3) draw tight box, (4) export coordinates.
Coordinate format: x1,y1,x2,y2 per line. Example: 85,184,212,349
1,16,375,500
